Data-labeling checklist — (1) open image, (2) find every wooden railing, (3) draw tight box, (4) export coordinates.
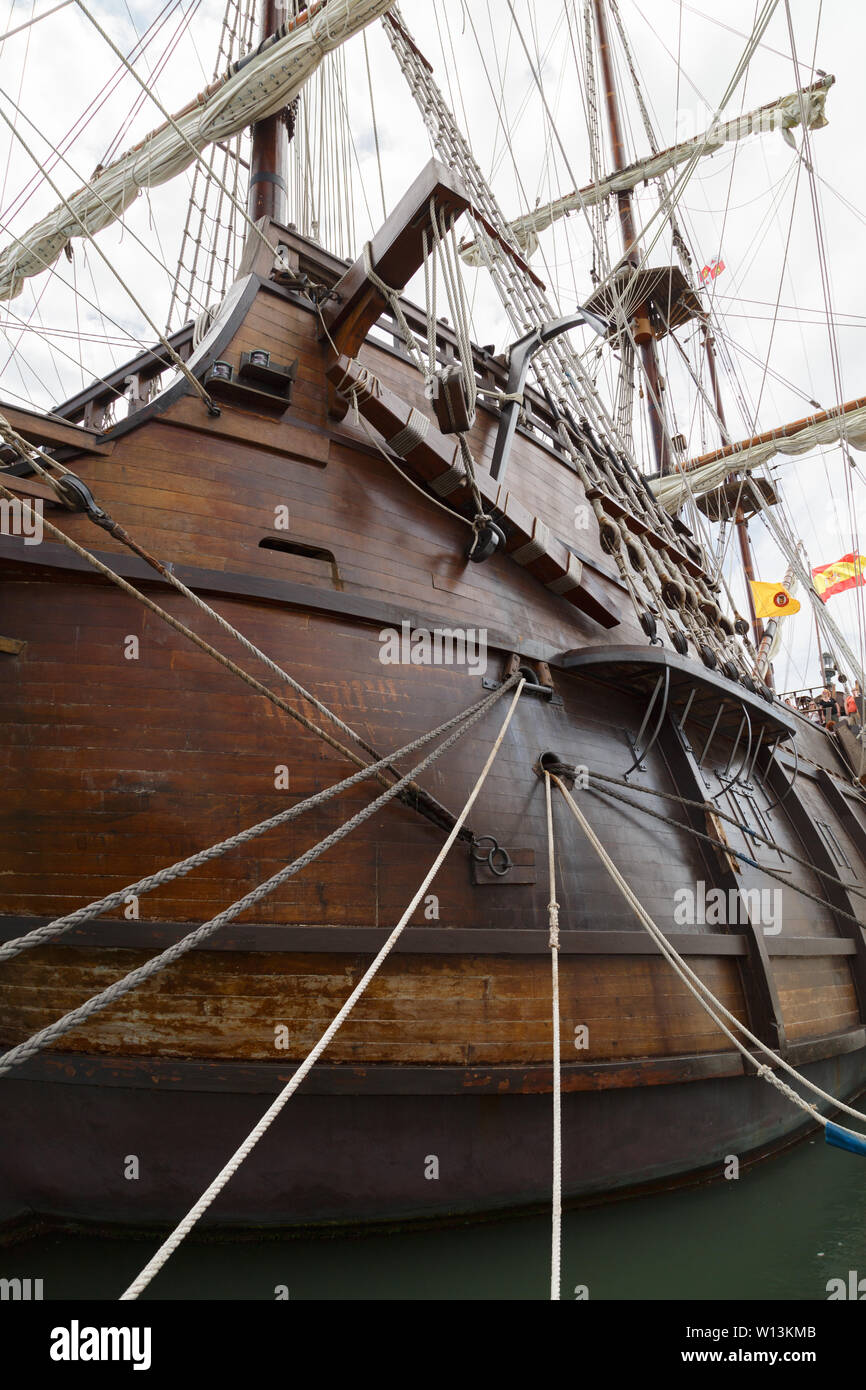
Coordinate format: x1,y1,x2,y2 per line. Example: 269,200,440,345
48,229,583,466
53,324,195,432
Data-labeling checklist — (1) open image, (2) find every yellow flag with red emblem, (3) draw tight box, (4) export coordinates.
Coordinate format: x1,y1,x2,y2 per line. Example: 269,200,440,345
748,580,801,619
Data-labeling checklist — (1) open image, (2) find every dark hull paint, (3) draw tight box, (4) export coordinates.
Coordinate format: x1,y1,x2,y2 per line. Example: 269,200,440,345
2,1049,864,1234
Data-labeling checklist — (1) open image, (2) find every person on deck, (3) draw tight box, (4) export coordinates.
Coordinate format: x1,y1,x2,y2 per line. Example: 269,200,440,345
818,688,837,725
845,689,859,722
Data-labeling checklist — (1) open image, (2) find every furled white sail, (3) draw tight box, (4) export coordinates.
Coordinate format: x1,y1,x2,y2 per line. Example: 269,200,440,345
651,396,866,513
461,75,833,265
0,0,394,302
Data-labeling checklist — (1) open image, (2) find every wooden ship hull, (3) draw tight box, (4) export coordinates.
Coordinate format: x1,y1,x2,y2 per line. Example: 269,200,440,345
2,200,866,1237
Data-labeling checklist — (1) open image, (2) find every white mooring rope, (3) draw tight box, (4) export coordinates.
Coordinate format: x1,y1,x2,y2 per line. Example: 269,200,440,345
119,680,525,1300
544,771,562,1303
551,775,866,1138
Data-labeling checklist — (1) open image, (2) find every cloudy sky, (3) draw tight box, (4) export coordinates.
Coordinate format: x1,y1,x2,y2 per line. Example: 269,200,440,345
1,0,864,692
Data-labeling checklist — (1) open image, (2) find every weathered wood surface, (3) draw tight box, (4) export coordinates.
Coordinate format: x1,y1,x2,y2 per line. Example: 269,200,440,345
2,237,866,1076
0,949,747,1064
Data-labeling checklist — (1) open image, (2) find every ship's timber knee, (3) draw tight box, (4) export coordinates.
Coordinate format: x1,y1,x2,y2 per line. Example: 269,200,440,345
321,158,472,418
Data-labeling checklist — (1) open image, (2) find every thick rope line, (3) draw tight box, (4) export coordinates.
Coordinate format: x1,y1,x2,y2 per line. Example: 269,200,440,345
551,776,866,1134
383,4,760,668
0,0,72,42
0,409,72,491
544,771,562,1303
93,500,486,839
0,76,212,326
118,679,525,1301
0,486,376,764
0,676,522,1080
7,448,468,837
0,682,509,963
362,240,428,379
167,0,259,332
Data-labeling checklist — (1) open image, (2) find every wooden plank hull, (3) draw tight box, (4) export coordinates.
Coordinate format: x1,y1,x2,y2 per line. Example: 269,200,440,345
3,226,866,1230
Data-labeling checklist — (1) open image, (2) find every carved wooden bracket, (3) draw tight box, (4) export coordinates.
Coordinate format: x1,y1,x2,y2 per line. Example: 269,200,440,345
321,159,472,416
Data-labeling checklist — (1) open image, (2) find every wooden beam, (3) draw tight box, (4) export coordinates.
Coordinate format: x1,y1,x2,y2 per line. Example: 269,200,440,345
0,534,574,664
679,392,866,475
0,914,746,956
0,474,63,505
0,400,113,455
321,158,472,362
15,1029,866,1096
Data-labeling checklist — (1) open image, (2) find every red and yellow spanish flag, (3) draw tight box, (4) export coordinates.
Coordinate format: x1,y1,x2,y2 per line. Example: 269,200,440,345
748,580,801,619
812,553,866,603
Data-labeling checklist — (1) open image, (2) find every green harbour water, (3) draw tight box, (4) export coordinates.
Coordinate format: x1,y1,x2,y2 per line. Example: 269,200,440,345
4,1128,866,1301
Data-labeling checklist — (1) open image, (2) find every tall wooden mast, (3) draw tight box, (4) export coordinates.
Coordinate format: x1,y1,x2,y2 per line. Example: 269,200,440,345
247,0,289,223
592,1,768,664
592,0,672,476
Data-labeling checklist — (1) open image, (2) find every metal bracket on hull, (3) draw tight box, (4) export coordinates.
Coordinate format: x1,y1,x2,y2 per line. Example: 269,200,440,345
489,308,610,486
482,676,561,706
470,835,513,877
715,701,754,795
623,666,670,778
764,737,800,813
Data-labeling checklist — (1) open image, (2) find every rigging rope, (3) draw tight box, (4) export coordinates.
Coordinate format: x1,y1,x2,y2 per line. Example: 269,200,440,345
167,0,257,332
0,0,73,44
0,103,218,413
583,771,866,929
117,678,526,1300
382,6,751,668
584,765,866,902
0,410,72,490
783,0,866,708
0,77,212,327
754,488,865,693
69,0,279,262
2,0,178,230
